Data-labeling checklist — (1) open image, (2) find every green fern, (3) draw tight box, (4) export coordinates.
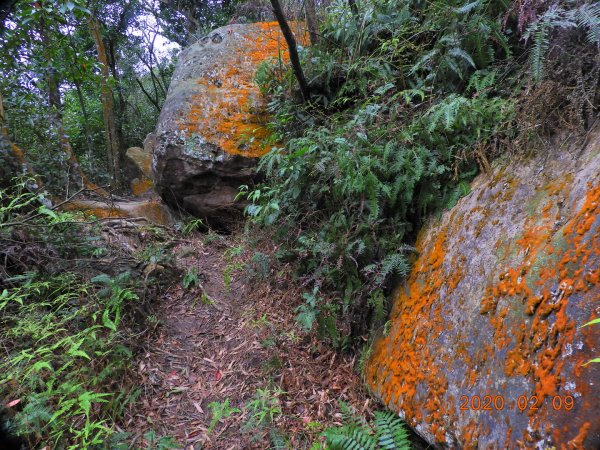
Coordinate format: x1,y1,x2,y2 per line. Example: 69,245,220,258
269,428,290,449
374,411,411,450
323,409,411,450
525,3,600,82
574,3,600,46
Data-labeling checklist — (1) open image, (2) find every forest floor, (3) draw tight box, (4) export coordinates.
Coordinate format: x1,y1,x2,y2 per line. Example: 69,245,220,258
120,228,372,449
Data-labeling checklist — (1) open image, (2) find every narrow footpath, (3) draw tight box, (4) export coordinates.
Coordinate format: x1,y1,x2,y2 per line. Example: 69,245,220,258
123,231,370,449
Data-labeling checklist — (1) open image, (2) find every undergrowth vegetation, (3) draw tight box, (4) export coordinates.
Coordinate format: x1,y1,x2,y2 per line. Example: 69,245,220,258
0,178,171,448
246,0,600,344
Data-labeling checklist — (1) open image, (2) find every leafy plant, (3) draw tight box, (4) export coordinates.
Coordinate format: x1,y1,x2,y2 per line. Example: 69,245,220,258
180,217,204,235
295,288,321,332
182,267,200,289
0,272,135,448
246,0,520,342
243,387,284,431
524,3,600,82
207,398,241,433
324,404,411,450
143,430,180,450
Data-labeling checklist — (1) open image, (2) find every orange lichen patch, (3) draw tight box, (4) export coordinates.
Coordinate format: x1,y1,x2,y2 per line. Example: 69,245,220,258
10,142,27,164
131,177,154,196
63,201,124,219
128,200,173,225
566,422,591,449
481,182,600,435
178,22,308,158
366,165,600,446
365,230,461,444
62,199,172,226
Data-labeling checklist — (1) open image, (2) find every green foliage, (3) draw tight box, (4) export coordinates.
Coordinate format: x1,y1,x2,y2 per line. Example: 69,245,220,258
207,398,241,433
249,44,514,336
180,217,204,235
524,2,600,82
0,179,144,448
143,430,180,450
0,271,137,448
0,0,177,192
182,267,200,289
324,404,411,450
243,387,284,431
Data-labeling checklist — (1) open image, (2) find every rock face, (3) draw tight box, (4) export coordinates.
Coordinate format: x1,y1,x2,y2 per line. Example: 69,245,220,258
126,146,154,196
366,129,600,448
150,22,303,226
63,199,174,226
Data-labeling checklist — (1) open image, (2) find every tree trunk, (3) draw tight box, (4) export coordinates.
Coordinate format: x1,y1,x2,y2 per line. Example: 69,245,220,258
305,0,319,46
270,0,310,102
0,90,44,188
88,16,122,191
40,17,94,195
72,77,95,165
0,89,7,138
107,37,127,152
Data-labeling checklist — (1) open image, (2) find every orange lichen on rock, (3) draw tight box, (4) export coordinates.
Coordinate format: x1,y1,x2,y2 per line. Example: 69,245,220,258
62,199,173,225
131,177,154,196
177,22,307,158
365,230,460,442
366,140,600,447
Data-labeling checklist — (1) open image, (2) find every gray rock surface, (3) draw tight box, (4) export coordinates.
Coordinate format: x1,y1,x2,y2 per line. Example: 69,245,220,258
366,128,600,448
149,21,294,226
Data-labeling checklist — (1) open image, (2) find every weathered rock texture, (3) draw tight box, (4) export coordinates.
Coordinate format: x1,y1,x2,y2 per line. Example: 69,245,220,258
150,21,304,225
63,199,174,226
366,129,600,448
126,146,154,196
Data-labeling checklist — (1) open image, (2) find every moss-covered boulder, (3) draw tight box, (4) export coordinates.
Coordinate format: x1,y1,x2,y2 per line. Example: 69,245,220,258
366,129,600,448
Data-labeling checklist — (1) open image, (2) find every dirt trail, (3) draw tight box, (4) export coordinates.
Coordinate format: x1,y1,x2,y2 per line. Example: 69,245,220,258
126,235,274,449
119,229,372,450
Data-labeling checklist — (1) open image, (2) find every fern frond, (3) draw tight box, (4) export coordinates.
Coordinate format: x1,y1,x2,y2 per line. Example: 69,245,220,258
373,411,411,450
324,426,377,450
269,428,289,449
448,47,476,68
573,3,600,46
454,1,480,15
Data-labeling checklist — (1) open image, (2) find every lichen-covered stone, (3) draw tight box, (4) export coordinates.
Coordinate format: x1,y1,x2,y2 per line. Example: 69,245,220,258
150,21,304,226
366,129,600,448
126,146,154,196
64,199,173,226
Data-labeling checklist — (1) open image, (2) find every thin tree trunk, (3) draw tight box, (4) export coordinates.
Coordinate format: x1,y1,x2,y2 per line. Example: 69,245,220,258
270,0,310,101
88,16,122,191
135,77,161,112
68,35,95,162
40,17,93,194
305,0,319,46
1,88,44,188
107,37,127,155
72,76,95,161
0,89,7,137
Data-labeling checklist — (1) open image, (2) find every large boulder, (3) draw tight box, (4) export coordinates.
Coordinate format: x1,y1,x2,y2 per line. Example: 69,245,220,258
150,22,303,226
366,129,600,448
